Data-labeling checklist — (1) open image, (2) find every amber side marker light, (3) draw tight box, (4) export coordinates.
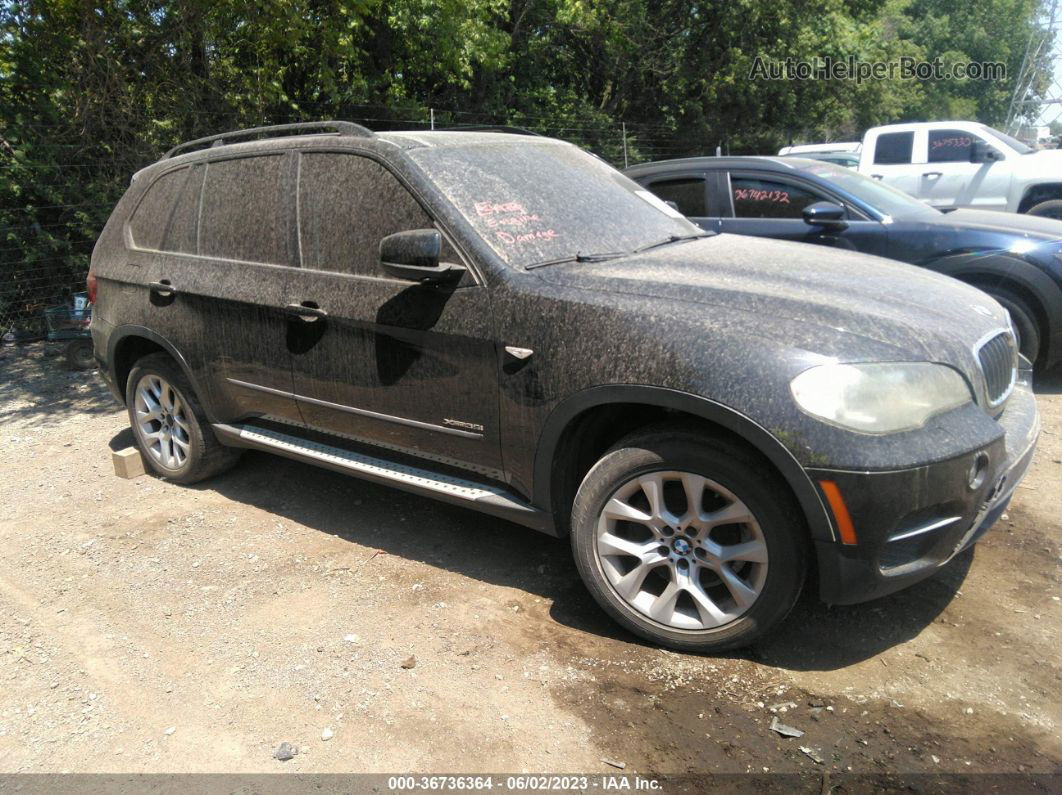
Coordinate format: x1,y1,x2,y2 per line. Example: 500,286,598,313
819,480,858,545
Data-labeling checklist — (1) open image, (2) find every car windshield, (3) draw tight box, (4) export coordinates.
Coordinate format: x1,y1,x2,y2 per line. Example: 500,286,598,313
795,160,939,219
979,124,1034,154
407,140,704,268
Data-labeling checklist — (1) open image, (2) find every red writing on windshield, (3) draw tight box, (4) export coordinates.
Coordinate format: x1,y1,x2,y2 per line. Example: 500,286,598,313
475,201,527,217
497,229,560,245
476,200,558,245
475,200,543,228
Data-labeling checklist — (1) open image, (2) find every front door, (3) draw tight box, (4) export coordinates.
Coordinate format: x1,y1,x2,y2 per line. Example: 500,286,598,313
717,171,889,257
288,151,502,476
915,128,1011,210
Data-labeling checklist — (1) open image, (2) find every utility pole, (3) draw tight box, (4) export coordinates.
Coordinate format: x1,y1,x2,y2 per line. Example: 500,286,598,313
1006,0,1060,134
430,108,435,130
622,122,628,169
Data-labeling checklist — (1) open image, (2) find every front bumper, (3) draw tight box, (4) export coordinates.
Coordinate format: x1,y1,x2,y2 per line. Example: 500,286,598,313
810,374,1040,605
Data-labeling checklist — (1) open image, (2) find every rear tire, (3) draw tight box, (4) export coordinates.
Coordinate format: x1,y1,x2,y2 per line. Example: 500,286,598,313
982,288,1040,364
1025,199,1062,220
125,353,241,484
570,426,806,653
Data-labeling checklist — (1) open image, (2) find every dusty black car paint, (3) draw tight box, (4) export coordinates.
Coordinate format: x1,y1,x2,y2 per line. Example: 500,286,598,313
626,156,1062,369
92,130,1037,613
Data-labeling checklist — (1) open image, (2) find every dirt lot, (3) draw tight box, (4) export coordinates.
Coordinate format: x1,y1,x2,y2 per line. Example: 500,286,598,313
0,342,1059,781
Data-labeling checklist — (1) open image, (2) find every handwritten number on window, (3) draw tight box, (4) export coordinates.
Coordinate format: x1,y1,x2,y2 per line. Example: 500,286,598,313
733,188,791,205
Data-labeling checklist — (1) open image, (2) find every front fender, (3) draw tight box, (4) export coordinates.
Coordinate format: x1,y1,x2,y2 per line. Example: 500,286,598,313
532,384,837,542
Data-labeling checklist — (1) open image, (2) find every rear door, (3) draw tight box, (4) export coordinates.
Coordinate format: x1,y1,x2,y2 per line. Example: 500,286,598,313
639,172,721,232
124,155,302,425
287,151,502,476
864,130,922,197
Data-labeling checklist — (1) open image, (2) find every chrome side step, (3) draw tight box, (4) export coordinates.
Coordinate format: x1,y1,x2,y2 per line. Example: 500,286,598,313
212,422,553,533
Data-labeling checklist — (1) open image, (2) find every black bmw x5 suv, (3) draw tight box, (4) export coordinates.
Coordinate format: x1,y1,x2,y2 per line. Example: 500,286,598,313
90,122,1039,652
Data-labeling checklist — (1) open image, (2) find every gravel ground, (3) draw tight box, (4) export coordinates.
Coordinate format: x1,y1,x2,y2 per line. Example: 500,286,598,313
0,342,1059,778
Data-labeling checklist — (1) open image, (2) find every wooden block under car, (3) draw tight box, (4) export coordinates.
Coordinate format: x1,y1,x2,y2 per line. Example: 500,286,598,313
112,447,145,479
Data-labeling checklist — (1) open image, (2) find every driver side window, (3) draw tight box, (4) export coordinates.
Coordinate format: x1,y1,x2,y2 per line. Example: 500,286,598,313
928,129,979,163
729,176,827,219
297,152,457,276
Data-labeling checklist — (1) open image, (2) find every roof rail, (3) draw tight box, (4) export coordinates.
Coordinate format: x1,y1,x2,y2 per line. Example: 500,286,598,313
163,121,374,159
439,125,543,136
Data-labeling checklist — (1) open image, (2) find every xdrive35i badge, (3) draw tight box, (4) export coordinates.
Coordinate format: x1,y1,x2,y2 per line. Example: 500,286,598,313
443,418,485,432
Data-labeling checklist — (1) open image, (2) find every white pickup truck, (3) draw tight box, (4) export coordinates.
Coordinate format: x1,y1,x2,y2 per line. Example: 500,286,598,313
782,121,1062,218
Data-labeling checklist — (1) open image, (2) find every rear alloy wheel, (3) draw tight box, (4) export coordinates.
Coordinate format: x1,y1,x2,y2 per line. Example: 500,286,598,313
126,352,240,484
134,372,193,472
571,428,805,652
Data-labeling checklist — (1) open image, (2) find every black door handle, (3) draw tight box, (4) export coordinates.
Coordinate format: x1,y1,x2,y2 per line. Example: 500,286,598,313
922,171,943,178
285,302,328,321
148,280,177,296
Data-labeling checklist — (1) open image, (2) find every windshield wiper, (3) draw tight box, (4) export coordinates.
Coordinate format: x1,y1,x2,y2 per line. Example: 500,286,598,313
632,232,713,254
525,250,628,270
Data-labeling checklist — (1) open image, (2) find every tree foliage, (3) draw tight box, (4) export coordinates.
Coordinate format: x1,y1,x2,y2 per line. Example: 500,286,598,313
0,0,1046,328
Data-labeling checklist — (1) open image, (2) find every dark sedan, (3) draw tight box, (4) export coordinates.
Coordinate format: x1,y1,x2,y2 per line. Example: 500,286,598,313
625,156,1062,369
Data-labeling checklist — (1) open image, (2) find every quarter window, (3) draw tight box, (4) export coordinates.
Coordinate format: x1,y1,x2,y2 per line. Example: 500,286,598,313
298,153,448,276
646,177,707,217
873,132,914,165
199,155,291,265
129,167,190,252
730,176,825,219
928,129,977,163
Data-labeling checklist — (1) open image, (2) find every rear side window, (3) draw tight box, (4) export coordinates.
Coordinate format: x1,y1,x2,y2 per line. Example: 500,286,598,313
129,167,190,252
298,153,441,276
730,176,824,219
646,177,707,217
199,155,291,265
928,129,976,163
873,132,914,165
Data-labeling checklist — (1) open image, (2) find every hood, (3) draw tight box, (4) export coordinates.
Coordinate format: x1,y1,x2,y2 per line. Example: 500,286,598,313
935,208,1062,242
1016,147,1062,174
533,234,1009,364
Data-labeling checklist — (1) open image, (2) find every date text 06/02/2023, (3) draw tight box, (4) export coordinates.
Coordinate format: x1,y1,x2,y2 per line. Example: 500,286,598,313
385,774,664,792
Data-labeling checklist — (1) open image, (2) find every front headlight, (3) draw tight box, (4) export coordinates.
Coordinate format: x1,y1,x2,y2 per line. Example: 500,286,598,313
790,362,972,434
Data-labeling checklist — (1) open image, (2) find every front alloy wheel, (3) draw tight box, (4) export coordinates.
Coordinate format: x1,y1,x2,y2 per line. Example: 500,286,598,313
571,426,805,652
595,471,769,630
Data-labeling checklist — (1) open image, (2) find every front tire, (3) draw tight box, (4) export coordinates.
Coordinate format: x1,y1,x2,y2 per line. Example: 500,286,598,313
570,426,806,653
126,353,240,484
982,288,1040,364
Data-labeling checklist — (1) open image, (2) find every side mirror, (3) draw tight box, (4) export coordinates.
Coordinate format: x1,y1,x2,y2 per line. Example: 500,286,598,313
379,229,465,284
971,140,1002,163
802,201,848,230
664,200,681,213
